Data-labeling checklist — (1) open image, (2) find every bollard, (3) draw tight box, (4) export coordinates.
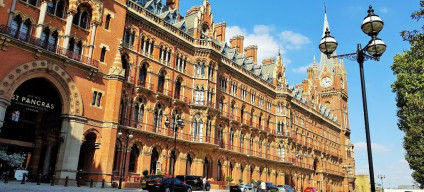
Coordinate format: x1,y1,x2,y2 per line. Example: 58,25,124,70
64,176,69,187
51,175,55,186
90,178,93,188
37,174,41,185
77,177,82,187
4,171,9,183
102,179,105,188
21,174,26,184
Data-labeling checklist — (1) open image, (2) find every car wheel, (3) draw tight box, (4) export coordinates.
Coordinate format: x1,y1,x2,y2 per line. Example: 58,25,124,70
244,189,247,192
165,188,170,192
187,188,192,192
206,186,211,191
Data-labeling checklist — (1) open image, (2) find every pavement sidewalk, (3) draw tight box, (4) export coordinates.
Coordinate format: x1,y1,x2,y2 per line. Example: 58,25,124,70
0,181,229,192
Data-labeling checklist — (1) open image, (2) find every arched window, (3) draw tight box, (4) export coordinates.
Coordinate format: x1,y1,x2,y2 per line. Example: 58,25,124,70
219,98,224,113
174,78,182,100
133,98,144,127
10,15,22,37
217,125,223,148
128,144,140,172
153,104,163,133
229,162,233,177
240,106,245,123
73,5,92,29
229,128,234,150
18,19,32,41
100,47,106,62
186,154,192,175
112,142,120,171
250,137,254,155
47,31,58,52
230,102,235,118
121,55,130,82
40,28,50,48
138,64,147,86
206,116,211,142
203,157,210,178
250,109,254,125
240,133,244,152
192,114,202,141
217,160,222,181
105,14,111,30
47,0,67,18
157,71,165,93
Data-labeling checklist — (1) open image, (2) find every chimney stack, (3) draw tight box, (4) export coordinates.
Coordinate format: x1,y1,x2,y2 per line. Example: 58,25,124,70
215,22,226,42
230,35,244,54
244,45,258,63
166,0,179,10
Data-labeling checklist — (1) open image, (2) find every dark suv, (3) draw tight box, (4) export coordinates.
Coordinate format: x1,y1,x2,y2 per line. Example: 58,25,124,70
141,175,166,190
265,182,279,192
175,175,210,191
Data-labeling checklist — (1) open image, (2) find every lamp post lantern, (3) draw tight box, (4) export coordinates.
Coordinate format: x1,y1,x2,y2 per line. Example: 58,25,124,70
118,130,133,189
319,5,386,192
165,115,185,192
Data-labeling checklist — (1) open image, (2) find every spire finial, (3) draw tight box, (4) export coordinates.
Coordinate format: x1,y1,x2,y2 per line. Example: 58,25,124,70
278,47,281,56
324,2,327,14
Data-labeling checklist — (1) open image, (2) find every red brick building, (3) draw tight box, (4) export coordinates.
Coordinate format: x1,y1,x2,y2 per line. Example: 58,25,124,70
0,0,355,191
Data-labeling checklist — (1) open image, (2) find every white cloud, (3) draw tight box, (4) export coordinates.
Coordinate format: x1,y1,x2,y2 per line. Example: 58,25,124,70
354,142,391,153
292,63,312,73
379,7,389,14
225,25,309,64
280,31,311,50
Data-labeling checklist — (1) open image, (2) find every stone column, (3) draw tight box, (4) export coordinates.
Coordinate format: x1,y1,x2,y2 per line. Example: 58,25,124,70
35,0,48,38
7,0,17,27
87,23,98,59
62,10,75,52
0,98,11,129
55,115,86,186
41,144,53,176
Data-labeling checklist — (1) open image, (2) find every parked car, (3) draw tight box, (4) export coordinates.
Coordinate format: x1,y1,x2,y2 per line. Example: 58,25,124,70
265,182,279,192
141,175,166,190
303,187,317,192
175,175,210,191
149,178,192,192
230,183,256,192
276,185,296,192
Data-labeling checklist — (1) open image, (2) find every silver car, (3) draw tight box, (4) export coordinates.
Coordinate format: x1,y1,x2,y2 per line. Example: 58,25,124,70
276,185,296,192
237,183,256,192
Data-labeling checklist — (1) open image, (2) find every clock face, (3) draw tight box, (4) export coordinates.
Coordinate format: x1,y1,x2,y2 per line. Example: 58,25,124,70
321,76,333,88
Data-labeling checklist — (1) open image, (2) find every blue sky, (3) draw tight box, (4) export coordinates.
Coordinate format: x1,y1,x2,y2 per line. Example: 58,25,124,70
178,0,422,187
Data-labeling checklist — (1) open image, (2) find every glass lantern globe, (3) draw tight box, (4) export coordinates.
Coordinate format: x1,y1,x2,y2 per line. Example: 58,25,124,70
319,28,338,56
361,5,384,36
366,37,386,58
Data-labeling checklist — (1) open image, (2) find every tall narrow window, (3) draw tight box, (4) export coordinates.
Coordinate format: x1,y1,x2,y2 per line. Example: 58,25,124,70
100,47,106,62
105,14,111,30
92,91,102,107
157,72,165,93
128,144,140,172
217,160,222,181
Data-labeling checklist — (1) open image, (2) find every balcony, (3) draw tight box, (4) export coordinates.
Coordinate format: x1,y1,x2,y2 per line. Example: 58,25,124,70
136,80,154,94
173,94,190,105
156,86,173,99
0,25,99,68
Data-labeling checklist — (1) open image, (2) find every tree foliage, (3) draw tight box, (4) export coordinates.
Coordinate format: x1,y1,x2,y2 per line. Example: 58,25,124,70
391,0,424,187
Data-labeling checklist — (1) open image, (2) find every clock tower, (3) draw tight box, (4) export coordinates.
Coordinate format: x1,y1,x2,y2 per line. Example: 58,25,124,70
300,10,355,191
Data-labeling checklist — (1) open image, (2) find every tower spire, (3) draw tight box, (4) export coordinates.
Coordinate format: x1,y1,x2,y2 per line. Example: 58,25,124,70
319,7,337,75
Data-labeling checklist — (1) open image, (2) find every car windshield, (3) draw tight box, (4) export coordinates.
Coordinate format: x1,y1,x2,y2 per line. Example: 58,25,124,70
162,178,182,184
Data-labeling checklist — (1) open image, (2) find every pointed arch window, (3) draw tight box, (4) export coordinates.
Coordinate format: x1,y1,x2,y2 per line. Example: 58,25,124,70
192,114,203,141
217,160,222,181
230,102,235,119
138,64,147,86
186,154,192,175
40,28,50,48
250,109,254,125
10,15,22,37
217,125,223,148
206,116,212,142
121,55,130,82
47,0,66,18
229,128,234,150
128,144,140,172
240,106,245,123
219,98,224,113
73,6,92,29
203,157,210,178
157,71,165,93
174,78,182,100
153,104,163,133
240,133,245,152
194,87,204,105
250,137,254,155
133,98,144,127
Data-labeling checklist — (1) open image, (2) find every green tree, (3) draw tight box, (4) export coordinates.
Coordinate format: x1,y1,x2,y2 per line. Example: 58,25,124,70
391,0,424,187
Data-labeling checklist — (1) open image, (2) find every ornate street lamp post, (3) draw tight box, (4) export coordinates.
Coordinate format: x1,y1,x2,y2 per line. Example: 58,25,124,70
118,130,133,189
165,115,185,192
319,5,386,192
296,153,307,192
377,175,386,191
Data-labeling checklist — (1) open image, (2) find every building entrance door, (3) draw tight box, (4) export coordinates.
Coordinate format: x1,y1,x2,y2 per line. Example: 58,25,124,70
0,78,62,180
